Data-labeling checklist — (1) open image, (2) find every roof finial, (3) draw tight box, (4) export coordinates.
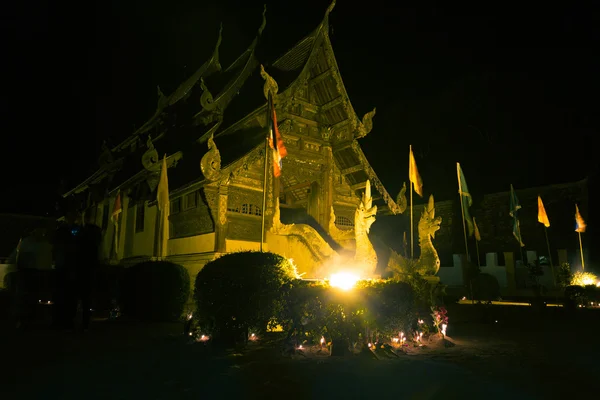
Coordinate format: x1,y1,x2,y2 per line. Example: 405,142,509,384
260,64,279,101
325,0,336,18
258,4,267,35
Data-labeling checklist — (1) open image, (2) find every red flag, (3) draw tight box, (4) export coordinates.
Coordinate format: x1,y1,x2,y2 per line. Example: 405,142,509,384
267,93,287,177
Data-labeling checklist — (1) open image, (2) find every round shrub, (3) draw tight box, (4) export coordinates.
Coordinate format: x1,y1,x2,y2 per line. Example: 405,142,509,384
194,251,297,345
120,261,190,321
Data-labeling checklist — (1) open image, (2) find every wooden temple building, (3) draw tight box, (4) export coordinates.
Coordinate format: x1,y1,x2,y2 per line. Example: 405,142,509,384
63,3,404,279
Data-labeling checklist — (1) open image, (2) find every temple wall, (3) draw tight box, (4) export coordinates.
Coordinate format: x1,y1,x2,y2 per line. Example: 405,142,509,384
169,233,215,255
131,202,157,258
225,239,261,252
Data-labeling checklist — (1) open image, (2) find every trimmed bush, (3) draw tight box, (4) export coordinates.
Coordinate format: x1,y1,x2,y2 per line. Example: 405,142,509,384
120,261,190,321
281,280,416,348
194,251,297,345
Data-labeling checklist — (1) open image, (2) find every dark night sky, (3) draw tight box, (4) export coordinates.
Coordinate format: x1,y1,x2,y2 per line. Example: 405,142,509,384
1,0,598,216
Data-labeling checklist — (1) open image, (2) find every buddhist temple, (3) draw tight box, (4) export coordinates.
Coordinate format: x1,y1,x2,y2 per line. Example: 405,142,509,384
63,2,406,279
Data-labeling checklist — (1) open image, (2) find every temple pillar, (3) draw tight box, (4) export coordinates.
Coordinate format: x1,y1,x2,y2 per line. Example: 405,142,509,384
307,181,321,224
322,145,334,233
215,185,228,253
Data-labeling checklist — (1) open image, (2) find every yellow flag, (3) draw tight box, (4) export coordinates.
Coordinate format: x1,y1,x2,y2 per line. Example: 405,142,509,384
408,145,423,197
473,217,481,241
157,155,170,258
537,196,550,228
575,204,586,233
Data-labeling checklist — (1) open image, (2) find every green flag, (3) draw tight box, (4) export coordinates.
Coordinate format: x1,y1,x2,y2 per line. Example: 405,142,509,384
509,184,524,247
457,163,474,236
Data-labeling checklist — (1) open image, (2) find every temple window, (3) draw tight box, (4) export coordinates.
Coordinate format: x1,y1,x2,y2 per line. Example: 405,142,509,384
171,198,181,214
229,203,262,216
241,204,262,216
335,216,354,229
135,202,145,233
183,191,197,210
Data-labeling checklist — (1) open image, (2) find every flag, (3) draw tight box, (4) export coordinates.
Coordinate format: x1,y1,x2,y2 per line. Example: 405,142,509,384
267,92,287,177
509,185,524,247
157,155,170,258
537,196,550,228
473,217,481,242
456,163,473,236
513,218,525,247
409,145,423,196
111,191,122,223
509,184,521,218
575,204,586,233
111,191,122,256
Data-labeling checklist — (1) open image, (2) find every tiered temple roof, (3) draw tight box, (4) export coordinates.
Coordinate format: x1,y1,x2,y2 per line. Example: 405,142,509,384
65,1,404,215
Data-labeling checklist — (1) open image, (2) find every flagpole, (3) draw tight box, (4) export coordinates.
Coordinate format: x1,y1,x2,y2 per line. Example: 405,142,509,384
578,231,585,270
544,227,556,286
474,236,480,268
260,136,269,253
516,221,524,263
456,163,470,262
410,180,414,259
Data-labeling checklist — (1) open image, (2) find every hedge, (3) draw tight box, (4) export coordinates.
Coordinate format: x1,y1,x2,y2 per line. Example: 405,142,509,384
120,261,190,321
194,251,296,345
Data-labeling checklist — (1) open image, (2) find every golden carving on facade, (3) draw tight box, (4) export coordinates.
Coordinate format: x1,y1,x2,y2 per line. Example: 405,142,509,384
387,195,442,277
260,64,278,101
355,108,376,139
200,134,221,181
218,191,228,226
353,180,378,274
396,182,408,214
141,135,159,170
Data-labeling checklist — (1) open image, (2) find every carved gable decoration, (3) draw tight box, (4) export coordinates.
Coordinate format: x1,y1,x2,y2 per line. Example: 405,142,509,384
142,135,159,170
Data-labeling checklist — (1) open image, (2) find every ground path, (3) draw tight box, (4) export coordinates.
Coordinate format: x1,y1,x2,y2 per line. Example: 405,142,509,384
1,305,598,399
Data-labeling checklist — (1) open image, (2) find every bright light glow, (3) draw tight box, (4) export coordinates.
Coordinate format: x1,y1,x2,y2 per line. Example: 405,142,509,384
441,323,447,336
329,272,360,290
320,336,325,345
571,271,598,286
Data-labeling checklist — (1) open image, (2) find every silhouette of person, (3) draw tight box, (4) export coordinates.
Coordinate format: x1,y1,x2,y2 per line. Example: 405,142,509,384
52,209,80,330
71,213,102,331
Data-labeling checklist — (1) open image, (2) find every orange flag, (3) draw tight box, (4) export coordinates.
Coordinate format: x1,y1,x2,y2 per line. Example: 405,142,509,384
111,191,122,224
575,204,586,233
537,196,550,228
408,145,423,197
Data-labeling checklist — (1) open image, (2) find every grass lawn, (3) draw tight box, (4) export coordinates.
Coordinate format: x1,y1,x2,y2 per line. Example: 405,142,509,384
1,298,598,399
